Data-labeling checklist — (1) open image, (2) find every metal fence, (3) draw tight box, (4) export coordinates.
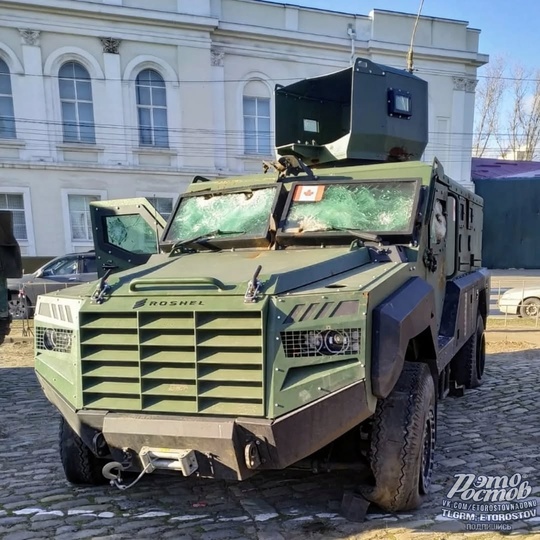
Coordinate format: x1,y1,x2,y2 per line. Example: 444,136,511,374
491,278,540,329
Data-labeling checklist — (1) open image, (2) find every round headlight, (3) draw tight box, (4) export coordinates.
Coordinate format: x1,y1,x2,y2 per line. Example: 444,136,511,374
42,329,72,351
43,329,57,351
323,330,349,354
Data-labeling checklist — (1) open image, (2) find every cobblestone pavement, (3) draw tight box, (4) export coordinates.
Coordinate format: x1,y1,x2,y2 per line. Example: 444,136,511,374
0,340,539,540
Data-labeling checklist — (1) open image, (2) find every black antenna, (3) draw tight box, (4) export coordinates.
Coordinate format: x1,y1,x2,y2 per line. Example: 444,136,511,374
407,0,425,73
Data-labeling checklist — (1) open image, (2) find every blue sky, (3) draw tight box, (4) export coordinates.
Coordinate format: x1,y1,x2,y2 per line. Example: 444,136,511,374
273,1,538,72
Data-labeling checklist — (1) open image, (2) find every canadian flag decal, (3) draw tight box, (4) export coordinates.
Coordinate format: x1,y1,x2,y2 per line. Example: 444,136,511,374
293,185,325,202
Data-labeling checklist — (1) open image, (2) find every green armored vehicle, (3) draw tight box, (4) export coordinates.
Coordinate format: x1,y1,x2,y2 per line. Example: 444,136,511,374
0,211,22,345
34,59,489,512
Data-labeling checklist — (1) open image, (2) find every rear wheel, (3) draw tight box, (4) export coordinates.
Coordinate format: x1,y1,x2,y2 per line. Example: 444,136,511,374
59,417,109,485
519,297,540,319
366,362,436,512
452,315,485,389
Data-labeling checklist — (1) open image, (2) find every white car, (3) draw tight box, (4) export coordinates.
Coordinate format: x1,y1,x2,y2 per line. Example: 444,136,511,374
498,287,540,318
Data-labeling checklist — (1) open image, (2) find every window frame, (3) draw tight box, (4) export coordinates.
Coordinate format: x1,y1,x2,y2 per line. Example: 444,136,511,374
0,187,35,255
61,188,107,252
58,61,96,144
136,191,177,222
135,69,169,148
243,95,271,156
0,58,16,139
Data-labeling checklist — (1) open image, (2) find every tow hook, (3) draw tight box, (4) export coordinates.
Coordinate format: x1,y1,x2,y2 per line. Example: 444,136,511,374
103,460,152,491
244,440,262,469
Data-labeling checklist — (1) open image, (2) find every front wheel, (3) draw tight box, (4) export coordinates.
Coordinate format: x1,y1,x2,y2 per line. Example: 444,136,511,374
366,362,436,512
59,417,109,485
519,297,540,319
8,293,30,320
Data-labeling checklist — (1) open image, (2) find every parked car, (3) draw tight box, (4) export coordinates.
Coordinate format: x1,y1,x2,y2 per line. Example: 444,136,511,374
7,251,97,319
498,286,540,318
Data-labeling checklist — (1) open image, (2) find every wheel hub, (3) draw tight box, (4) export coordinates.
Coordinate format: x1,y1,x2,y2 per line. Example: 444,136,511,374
420,409,435,494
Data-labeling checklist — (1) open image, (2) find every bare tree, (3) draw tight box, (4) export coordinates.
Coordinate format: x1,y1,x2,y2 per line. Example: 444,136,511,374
500,64,540,160
473,56,506,158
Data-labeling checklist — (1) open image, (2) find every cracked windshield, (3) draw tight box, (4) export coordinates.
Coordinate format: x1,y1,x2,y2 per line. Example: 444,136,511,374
166,187,277,242
283,180,417,233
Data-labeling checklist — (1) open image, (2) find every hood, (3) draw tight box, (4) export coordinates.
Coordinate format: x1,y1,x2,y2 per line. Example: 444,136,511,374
99,248,380,297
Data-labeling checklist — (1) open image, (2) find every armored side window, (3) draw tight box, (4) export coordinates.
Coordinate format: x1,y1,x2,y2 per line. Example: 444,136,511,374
430,199,447,246
445,196,457,277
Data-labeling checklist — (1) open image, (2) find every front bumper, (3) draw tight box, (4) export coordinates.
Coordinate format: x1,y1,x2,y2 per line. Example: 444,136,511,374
37,373,372,481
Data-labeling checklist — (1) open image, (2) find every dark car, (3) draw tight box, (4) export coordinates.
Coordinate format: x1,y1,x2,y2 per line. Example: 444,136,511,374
7,251,97,318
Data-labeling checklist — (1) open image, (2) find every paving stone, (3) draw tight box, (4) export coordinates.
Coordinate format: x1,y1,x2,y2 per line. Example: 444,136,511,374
2,340,540,540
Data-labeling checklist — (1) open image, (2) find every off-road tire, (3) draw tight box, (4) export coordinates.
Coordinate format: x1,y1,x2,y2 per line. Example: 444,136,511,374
366,362,436,512
453,315,485,389
59,417,108,485
519,297,540,319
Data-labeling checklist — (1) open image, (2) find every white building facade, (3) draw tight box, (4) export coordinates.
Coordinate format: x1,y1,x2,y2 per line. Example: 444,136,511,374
0,0,487,256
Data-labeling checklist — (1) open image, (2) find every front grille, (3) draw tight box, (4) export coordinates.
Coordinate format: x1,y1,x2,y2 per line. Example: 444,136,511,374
80,310,264,416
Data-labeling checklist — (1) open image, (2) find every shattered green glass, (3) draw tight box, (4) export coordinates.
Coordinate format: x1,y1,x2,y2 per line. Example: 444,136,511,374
167,187,276,242
283,181,416,233
105,214,159,254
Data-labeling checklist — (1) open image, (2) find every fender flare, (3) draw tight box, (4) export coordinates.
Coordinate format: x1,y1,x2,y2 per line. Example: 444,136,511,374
371,277,437,398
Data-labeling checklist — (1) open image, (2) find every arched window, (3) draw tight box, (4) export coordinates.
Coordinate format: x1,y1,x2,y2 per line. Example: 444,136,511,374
136,69,169,147
0,59,16,139
243,80,271,155
59,61,96,143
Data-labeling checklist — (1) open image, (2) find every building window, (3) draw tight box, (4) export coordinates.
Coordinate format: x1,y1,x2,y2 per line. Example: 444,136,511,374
68,194,99,241
59,61,96,144
243,96,271,155
0,193,27,240
136,69,169,148
0,59,16,139
147,196,174,220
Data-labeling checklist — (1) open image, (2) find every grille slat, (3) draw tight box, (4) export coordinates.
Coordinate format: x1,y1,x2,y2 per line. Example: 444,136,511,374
197,333,262,348
82,318,137,330
142,366,196,379
140,316,193,330
197,350,262,365
141,349,195,363
82,332,138,346
141,333,195,347
83,364,140,378
199,368,263,383
82,348,138,362
142,381,197,397
197,318,261,330
80,309,264,416
83,379,140,395
199,383,262,399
